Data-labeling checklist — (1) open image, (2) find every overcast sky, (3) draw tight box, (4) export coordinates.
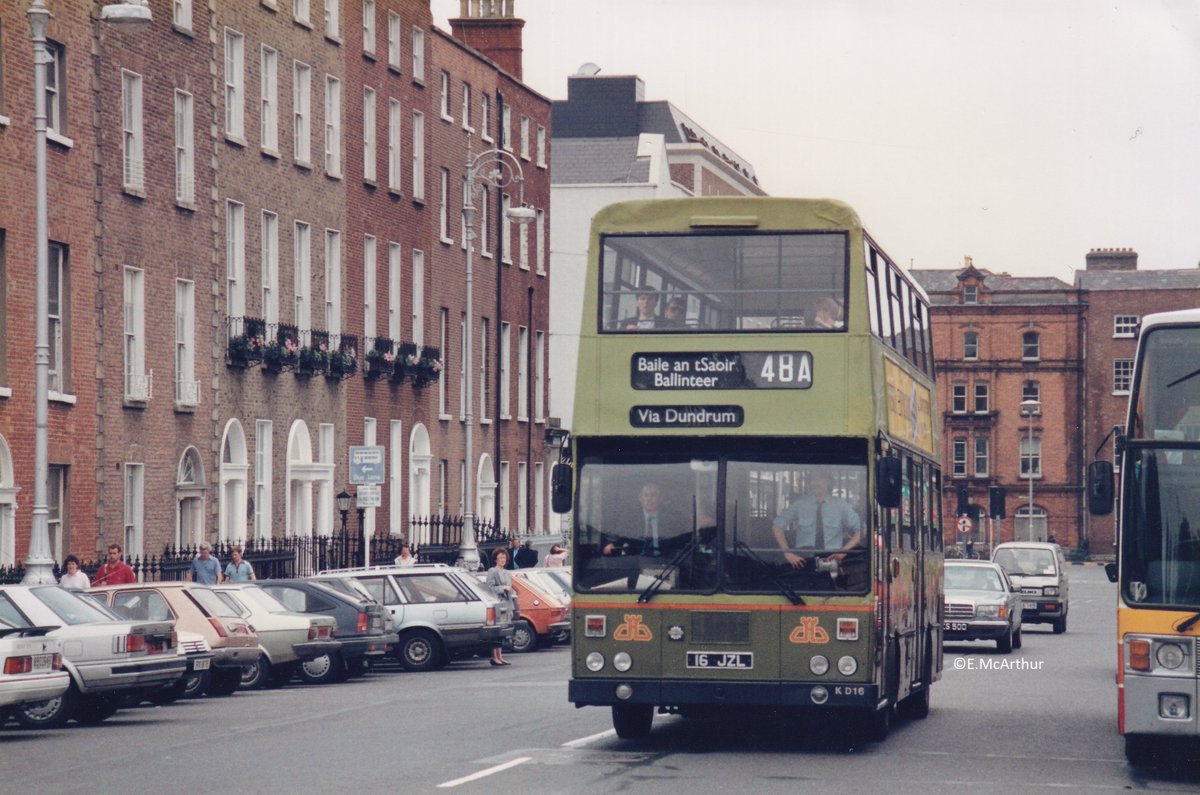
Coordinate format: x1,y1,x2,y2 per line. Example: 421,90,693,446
432,0,1200,280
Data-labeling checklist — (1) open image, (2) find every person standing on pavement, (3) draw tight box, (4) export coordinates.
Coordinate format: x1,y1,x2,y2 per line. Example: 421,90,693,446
188,542,223,584
514,540,539,569
223,545,255,582
58,555,90,589
544,545,567,567
92,544,137,585
485,548,516,666
394,544,417,567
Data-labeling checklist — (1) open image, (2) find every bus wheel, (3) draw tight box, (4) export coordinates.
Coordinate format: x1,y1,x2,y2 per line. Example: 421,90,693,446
1125,734,1158,767
612,704,654,739
898,642,932,721
861,704,891,742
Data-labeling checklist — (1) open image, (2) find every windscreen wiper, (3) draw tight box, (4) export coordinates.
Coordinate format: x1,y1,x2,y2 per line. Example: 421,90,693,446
1167,367,1200,389
637,540,698,603
1176,612,1200,633
734,540,804,605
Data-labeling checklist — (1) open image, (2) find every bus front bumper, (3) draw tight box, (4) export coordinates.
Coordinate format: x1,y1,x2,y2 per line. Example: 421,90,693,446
570,678,878,709
1123,672,1200,737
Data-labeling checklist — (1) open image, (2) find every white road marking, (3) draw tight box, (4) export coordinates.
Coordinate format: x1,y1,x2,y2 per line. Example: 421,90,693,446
437,756,532,789
561,729,616,748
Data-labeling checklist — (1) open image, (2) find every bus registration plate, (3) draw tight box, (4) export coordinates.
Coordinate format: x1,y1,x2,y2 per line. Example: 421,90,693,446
687,651,753,669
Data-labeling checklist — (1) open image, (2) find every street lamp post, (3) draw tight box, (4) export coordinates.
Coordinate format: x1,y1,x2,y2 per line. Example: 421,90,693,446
23,0,152,585
1020,398,1041,542
336,490,351,568
457,137,535,570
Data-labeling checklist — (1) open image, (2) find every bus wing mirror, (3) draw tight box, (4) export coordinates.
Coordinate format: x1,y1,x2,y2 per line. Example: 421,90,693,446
1087,461,1114,515
875,458,902,508
551,463,573,514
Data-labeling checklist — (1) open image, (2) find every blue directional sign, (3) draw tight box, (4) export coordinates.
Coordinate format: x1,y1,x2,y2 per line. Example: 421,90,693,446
349,446,386,484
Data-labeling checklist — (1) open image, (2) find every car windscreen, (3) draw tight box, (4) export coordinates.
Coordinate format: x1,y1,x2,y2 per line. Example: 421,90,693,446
188,587,242,618
945,565,1004,592
994,547,1056,576
31,586,117,625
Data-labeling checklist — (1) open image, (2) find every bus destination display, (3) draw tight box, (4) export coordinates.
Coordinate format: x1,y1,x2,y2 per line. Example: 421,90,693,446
631,352,813,390
629,405,745,428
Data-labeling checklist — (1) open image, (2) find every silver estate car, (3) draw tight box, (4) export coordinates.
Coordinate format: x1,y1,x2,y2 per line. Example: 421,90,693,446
943,560,1024,653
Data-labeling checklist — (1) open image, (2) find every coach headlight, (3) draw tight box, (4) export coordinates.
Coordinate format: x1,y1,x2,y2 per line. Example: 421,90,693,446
809,655,829,676
585,652,606,672
613,652,633,672
838,655,858,676
1156,642,1186,670
810,686,829,705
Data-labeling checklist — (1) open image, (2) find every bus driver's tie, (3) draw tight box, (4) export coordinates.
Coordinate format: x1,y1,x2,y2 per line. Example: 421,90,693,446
814,501,825,549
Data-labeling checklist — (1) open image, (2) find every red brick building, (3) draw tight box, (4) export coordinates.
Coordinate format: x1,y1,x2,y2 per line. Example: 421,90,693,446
0,0,550,565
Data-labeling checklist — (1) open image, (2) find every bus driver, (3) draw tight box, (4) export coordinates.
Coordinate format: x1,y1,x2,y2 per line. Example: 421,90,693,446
772,470,864,568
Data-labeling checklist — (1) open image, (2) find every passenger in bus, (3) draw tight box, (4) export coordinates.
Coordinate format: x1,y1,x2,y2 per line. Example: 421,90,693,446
602,482,687,557
659,296,688,329
622,289,663,329
771,470,864,568
812,297,844,329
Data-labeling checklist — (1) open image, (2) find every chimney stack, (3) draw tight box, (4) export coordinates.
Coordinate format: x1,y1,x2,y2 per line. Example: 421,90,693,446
450,0,525,81
1085,248,1138,271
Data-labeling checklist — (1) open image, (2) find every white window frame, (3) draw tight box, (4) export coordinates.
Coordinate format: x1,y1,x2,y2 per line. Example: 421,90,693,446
479,317,490,422
387,98,402,192
535,208,545,274
411,110,424,201
45,40,66,139
324,75,342,177
411,249,424,347
388,242,401,341
534,461,545,533
536,125,546,167
951,382,967,414
260,45,279,153
47,243,68,395
1020,436,1042,479
480,93,491,143
500,321,511,419
519,114,530,160
517,461,528,532
517,325,529,421
324,0,339,40
440,70,452,120
223,28,245,139
438,308,449,417
123,266,146,400
973,438,989,478
293,61,312,165
1113,358,1134,394
501,104,511,151
387,11,402,71
121,70,144,192
175,278,198,407
174,90,195,204
363,235,377,342
262,211,279,326
362,86,376,182
172,0,192,32
534,330,545,422
294,221,311,336
479,188,490,258
1022,379,1040,404
254,420,273,541
362,0,376,56
518,207,529,270
1022,331,1040,361
963,331,978,361
974,381,989,414
952,438,967,478
439,167,452,243
1114,314,1139,338
294,0,310,25
501,193,512,264
411,26,425,83
124,463,145,558
325,229,342,338
461,83,472,131
226,200,246,327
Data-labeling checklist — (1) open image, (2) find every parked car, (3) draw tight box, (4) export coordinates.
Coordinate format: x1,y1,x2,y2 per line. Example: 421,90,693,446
514,568,572,644
258,579,395,683
0,585,183,727
504,570,570,652
992,542,1070,633
212,584,340,689
943,560,1024,653
0,619,70,724
91,582,259,697
313,564,513,672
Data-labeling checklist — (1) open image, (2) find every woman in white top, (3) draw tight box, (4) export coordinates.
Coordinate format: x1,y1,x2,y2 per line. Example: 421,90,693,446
59,555,91,589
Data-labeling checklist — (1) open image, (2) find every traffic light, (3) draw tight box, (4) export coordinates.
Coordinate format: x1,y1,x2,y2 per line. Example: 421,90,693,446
956,485,970,516
989,486,1006,519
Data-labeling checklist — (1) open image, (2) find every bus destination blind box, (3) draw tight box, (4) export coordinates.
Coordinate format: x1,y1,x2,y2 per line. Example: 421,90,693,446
632,352,812,390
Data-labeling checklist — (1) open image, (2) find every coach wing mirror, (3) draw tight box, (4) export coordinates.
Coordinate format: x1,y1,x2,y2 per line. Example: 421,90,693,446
1087,461,1114,516
551,463,573,514
875,457,902,508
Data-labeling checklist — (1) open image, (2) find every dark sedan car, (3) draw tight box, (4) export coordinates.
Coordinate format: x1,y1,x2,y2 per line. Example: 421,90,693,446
943,560,1024,653
259,579,396,683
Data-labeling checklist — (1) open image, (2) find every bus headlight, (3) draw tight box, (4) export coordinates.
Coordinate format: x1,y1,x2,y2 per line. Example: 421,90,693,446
809,655,829,676
810,686,829,705
615,683,634,701
1156,642,1186,670
838,655,858,676
585,652,605,672
613,652,633,672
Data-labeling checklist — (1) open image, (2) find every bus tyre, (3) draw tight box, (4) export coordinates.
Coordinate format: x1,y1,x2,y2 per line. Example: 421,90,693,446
898,639,933,721
612,704,654,739
1125,734,1158,767
862,704,891,742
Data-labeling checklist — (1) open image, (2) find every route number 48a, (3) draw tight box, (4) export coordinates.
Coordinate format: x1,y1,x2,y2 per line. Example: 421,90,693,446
758,352,812,386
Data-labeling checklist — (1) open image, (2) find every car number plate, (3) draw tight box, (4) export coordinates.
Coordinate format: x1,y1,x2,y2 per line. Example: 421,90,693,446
946,621,969,632
193,658,211,671
32,653,53,672
686,651,752,669
1022,601,1036,610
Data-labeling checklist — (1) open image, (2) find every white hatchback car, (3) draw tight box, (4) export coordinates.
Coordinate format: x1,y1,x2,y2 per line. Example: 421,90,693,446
0,619,70,721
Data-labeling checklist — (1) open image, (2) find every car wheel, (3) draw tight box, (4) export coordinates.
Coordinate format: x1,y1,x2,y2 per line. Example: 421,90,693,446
182,670,211,698
240,658,269,690
298,652,342,684
74,695,119,725
266,661,296,688
343,657,371,678
208,668,243,696
997,626,1014,654
611,704,654,739
510,620,538,653
149,678,188,705
1052,614,1067,634
15,684,77,729
397,630,442,672
1013,626,1023,649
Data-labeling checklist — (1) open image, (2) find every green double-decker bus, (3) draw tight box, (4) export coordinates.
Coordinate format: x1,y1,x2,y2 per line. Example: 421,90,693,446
554,197,944,740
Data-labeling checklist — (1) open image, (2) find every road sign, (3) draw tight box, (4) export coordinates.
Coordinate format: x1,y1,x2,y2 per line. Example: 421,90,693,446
957,516,973,536
349,446,386,484
356,484,381,508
